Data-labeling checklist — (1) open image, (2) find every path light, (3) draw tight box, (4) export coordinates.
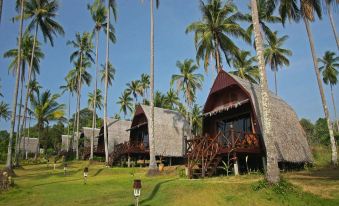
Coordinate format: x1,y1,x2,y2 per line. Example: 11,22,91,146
64,163,67,176
83,167,88,184
133,179,142,206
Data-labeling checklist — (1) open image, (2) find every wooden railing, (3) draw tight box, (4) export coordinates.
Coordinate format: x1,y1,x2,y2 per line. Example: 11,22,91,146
108,141,149,166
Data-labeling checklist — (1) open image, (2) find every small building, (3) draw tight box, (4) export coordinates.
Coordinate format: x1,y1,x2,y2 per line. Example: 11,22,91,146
187,70,313,178
19,137,39,157
83,119,131,159
109,105,191,166
82,127,100,149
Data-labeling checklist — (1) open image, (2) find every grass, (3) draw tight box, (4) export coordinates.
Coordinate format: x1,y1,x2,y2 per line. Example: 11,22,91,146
1,146,338,206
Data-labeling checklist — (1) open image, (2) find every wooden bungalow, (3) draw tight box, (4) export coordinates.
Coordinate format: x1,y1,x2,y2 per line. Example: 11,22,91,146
186,70,313,178
109,104,191,166
83,119,131,159
19,137,39,158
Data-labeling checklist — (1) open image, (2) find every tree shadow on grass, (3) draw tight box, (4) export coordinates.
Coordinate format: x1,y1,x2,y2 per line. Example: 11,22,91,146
93,168,104,177
127,178,177,206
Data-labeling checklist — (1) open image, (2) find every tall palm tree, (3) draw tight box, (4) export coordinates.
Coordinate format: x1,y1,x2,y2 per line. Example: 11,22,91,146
0,0,3,24
0,101,10,122
20,0,64,155
140,73,150,103
165,88,180,110
117,91,133,119
191,104,202,136
88,89,103,112
276,0,337,166
88,0,116,160
100,62,115,86
319,51,339,131
171,59,204,106
229,50,259,84
7,0,25,171
186,0,249,73
245,0,281,43
264,31,292,95
154,91,167,108
126,80,143,103
250,0,280,184
324,0,339,49
103,0,118,164
67,32,94,159
30,89,65,147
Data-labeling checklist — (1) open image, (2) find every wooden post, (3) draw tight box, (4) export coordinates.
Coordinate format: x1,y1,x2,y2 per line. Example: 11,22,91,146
262,156,267,172
128,155,131,168
169,157,172,166
201,156,205,178
230,124,235,148
233,153,239,176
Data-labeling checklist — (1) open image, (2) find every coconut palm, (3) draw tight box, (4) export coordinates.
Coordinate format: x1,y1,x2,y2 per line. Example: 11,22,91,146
191,104,203,136
319,51,339,131
60,77,77,139
67,32,94,159
186,0,249,73
102,0,118,164
275,0,337,166
88,89,103,111
230,50,259,84
250,0,280,184
324,0,339,49
0,0,3,23
140,73,150,102
20,0,64,155
154,91,167,108
171,59,204,106
88,0,116,160
0,101,10,122
244,0,281,43
165,88,180,110
264,31,292,94
100,62,115,86
117,91,133,119
126,80,143,103
30,89,65,146
6,0,25,170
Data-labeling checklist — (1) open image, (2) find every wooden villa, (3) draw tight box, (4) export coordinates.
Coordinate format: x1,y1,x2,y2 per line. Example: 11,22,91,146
186,70,313,178
109,104,191,166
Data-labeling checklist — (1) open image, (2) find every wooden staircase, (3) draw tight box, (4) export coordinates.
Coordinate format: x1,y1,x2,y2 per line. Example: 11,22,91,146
108,142,129,166
186,132,222,178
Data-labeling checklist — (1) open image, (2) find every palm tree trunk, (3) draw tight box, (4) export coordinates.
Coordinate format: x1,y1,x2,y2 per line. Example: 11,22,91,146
6,0,25,171
214,37,222,73
147,0,158,175
0,0,3,24
251,0,280,184
67,91,71,138
14,77,24,166
274,69,278,95
330,85,339,132
304,16,337,166
76,54,83,160
19,24,38,159
91,30,99,160
326,2,339,50
103,0,110,164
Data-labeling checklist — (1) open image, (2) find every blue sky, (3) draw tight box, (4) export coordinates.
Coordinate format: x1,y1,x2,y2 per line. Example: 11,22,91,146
0,0,338,130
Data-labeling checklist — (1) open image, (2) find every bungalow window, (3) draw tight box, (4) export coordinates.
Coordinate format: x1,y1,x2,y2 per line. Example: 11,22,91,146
217,114,252,135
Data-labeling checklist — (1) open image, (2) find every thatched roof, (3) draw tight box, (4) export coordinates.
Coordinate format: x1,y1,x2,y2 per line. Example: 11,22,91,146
82,127,100,148
61,135,71,151
132,105,192,157
19,137,39,154
205,70,313,163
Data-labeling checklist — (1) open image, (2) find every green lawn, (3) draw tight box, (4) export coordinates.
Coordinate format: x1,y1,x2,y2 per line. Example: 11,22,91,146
1,159,338,206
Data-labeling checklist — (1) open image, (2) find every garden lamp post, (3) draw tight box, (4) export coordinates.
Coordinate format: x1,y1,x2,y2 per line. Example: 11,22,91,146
133,179,142,206
83,167,88,184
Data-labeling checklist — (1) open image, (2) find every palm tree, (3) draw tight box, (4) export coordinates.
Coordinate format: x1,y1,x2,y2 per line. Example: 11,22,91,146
103,0,118,164
0,101,10,122
0,0,3,23
319,51,339,131
67,32,94,159
126,80,143,103
171,59,204,106
100,62,115,86
117,91,133,119
6,0,25,171
250,0,280,184
186,0,249,73
324,0,339,49
88,89,103,112
20,0,64,155
245,0,281,43
229,50,259,84
165,88,180,110
276,0,337,166
30,89,65,149
264,31,292,95
191,104,202,136
88,0,116,160
154,91,167,108
140,73,150,103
